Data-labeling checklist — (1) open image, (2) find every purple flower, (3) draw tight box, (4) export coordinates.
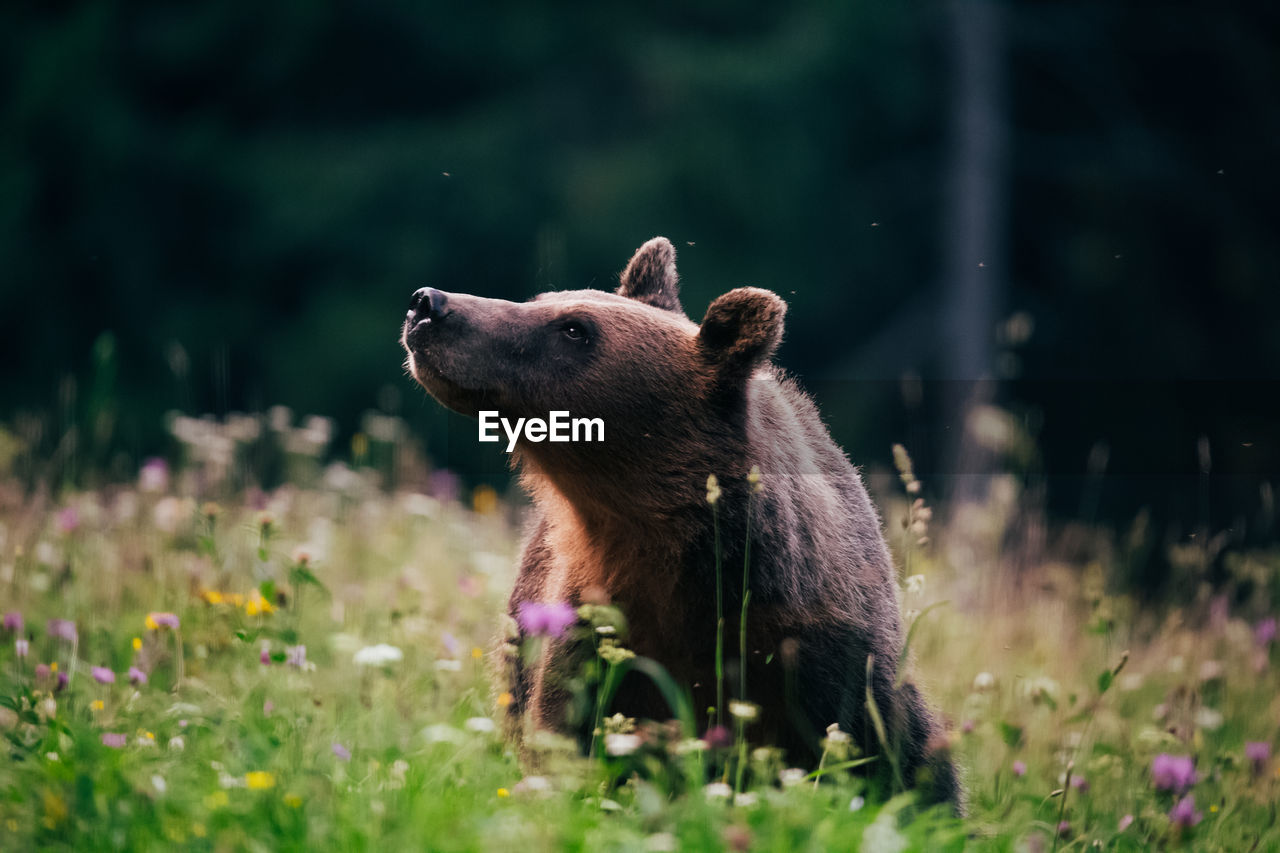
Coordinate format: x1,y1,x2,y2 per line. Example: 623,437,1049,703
15,639,29,658
1151,754,1197,791
91,666,116,685
332,742,351,762
101,732,127,748
56,507,80,535
1169,794,1202,828
260,645,272,666
442,631,461,658
1070,774,1089,792
1118,814,1134,832
961,718,976,734
285,645,307,668
1056,820,1071,838
516,601,578,638
1245,741,1271,772
147,612,180,630
703,725,733,749
1012,760,1027,777
427,469,461,503
1256,618,1277,647
128,666,148,686
47,619,78,643
2,611,22,633
56,671,68,692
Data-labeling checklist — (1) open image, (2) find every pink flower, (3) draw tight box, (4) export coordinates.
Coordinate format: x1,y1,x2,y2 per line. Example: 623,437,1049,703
15,639,29,658
35,663,50,680
147,612,180,630
260,644,272,666
332,742,351,761
1118,814,1134,832
47,619,78,643
1012,760,1027,777
1070,774,1089,793
1256,618,1277,647
2,611,22,633
961,719,976,734
128,666,148,685
285,645,307,668
702,725,733,749
457,575,483,598
442,632,461,658
138,457,169,493
516,601,578,638
56,507,80,535
101,733,127,748
91,666,116,685
1169,794,1202,828
1056,820,1071,838
1245,741,1271,772
1151,754,1196,791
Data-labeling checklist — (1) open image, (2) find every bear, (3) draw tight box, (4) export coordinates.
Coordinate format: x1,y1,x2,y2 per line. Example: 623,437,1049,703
401,237,961,807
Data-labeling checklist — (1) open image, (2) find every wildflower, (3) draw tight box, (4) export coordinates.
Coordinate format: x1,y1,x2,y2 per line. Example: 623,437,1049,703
101,733,127,748
47,619,77,643
263,700,274,716
201,590,224,605
471,646,483,660
824,723,851,745
1070,774,1089,793
728,700,760,722
604,733,642,756
285,645,307,668
599,640,636,665
779,768,807,787
703,725,733,749
466,717,497,734
1194,707,1224,730
259,645,272,666
1246,741,1271,773
146,612,180,631
168,736,185,750
91,699,104,711
91,666,116,685
905,574,926,595
734,792,759,808
246,771,275,790
704,782,733,800
706,474,722,505
2,612,21,634
138,457,169,493
56,672,67,692
332,743,351,761
516,601,578,638
497,692,514,709
441,632,461,658
496,787,510,798
128,667,147,686
132,637,142,651
1118,814,1134,831
1169,794,1202,828
962,719,976,734
1057,820,1071,838
35,663,49,680
435,659,463,672
1151,754,1197,791
1256,618,1277,647
15,639,28,658
746,465,763,494
1012,760,1027,777
848,795,865,812
972,671,996,692
56,507,80,535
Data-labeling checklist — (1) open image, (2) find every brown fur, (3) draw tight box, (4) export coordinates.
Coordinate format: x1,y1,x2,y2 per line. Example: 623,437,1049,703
401,237,963,807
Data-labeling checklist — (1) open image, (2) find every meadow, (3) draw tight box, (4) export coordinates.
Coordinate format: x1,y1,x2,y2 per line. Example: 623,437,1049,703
0,411,1277,851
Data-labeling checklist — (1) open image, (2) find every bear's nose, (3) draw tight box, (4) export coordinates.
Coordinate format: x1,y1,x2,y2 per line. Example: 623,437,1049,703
408,287,449,321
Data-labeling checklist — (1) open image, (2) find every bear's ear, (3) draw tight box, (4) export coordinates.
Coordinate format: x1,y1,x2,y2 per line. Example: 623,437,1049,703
617,237,682,312
697,287,786,376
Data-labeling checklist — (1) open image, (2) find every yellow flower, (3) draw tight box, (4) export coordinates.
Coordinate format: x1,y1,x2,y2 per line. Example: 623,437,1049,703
471,646,484,660
1210,804,1219,813
202,590,224,605
245,771,276,790
245,599,260,617
472,485,499,515
497,692,514,709
284,794,303,808
132,637,142,651
228,593,244,607
496,787,510,798
49,662,58,673
145,614,158,630
91,700,104,711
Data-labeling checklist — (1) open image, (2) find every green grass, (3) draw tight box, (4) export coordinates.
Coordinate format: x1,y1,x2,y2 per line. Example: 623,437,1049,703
1,461,1278,851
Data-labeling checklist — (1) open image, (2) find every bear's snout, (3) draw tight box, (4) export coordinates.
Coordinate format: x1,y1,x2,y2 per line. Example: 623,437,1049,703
407,287,450,324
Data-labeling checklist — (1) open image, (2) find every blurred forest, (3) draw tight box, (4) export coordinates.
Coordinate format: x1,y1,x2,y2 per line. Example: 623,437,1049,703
2,1,1278,579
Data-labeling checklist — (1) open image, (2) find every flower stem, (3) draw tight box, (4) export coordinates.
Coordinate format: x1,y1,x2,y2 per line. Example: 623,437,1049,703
713,502,724,731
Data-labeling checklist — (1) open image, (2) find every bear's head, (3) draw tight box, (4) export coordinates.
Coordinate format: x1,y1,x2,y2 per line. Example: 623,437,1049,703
401,237,786,476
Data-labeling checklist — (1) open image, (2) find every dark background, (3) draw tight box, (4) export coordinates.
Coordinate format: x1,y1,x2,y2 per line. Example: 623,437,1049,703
3,1,1278,569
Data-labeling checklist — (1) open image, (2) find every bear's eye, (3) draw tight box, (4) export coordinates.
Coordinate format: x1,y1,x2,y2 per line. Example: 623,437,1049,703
560,322,589,344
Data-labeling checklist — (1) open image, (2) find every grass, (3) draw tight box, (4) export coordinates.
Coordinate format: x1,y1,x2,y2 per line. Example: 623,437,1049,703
0,426,1278,851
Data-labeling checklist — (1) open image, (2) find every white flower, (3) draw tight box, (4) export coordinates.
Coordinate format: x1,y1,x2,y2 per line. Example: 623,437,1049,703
728,700,760,721
674,738,705,755
464,717,496,734
353,644,404,666
434,659,463,672
824,724,851,745
849,795,866,812
644,833,677,852
734,792,759,808
972,672,996,692
704,782,733,800
779,768,807,787
605,733,642,756
45,752,59,762
168,736,185,751
421,724,464,744
1194,707,1224,731
905,574,926,594
152,775,167,795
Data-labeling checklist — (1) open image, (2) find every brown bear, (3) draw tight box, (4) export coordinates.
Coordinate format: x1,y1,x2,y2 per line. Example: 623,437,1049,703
401,237,961,806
